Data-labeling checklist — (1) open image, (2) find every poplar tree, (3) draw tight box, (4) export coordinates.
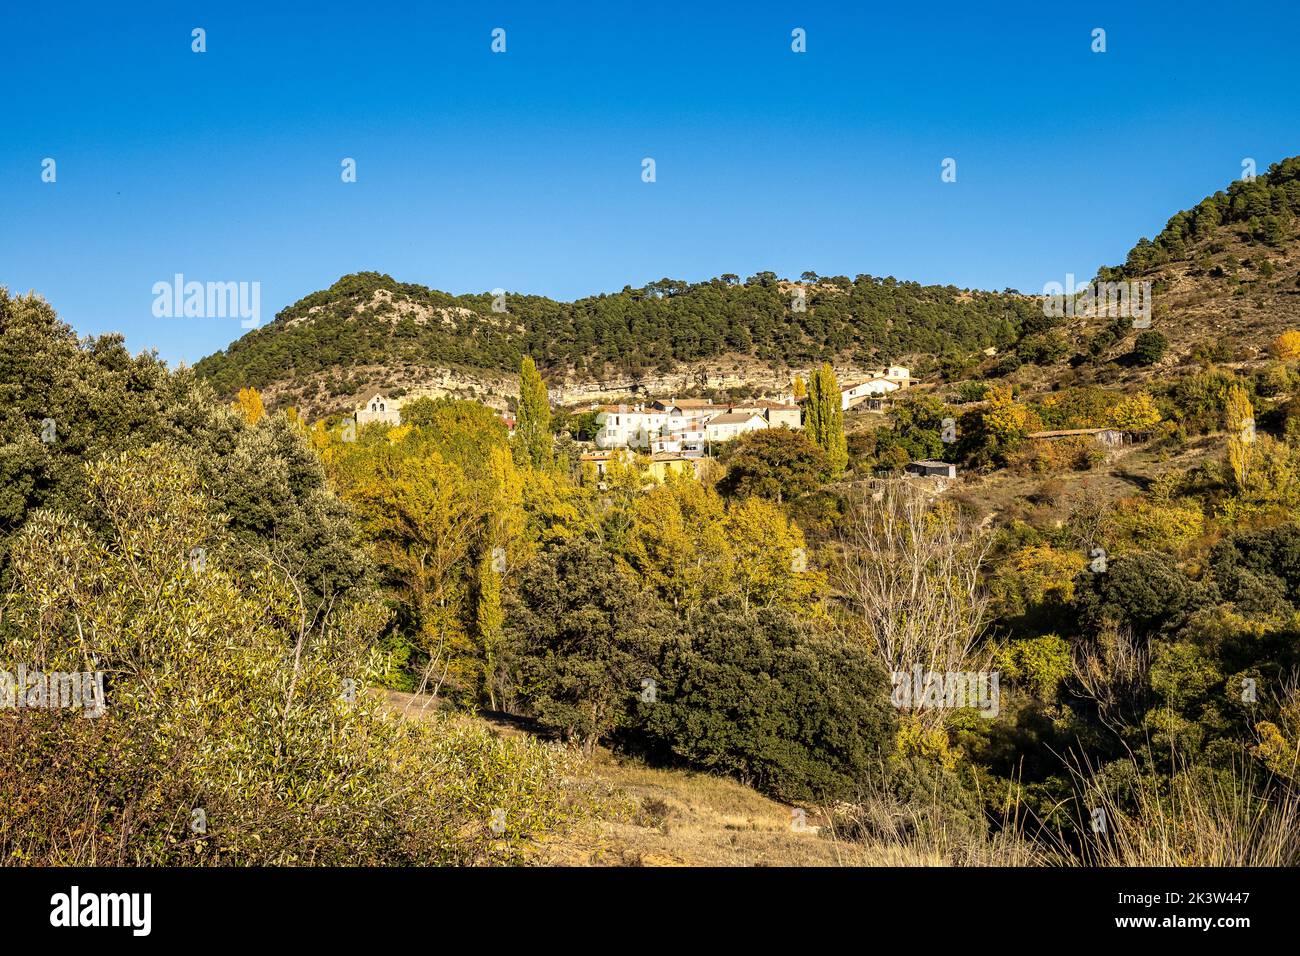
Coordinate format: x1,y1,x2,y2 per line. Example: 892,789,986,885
1226,384,1256,490
805,363,847,477
516,355,552,468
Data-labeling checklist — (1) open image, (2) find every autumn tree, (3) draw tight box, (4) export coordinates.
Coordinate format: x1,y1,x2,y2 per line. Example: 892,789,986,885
1225,384,1256,490
323,406,526,703
516,355,552,469
724,496,824,613
1271,330,1300,361
1108,391,1163,431
622,477,822,616
623,476,731,614
234,386,265,425
960,385,1032,467
476,446,525,709
805,363,848,477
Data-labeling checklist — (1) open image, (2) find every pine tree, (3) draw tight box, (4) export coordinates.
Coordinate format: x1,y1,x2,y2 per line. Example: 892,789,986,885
805,363,847,477
516,356,552,469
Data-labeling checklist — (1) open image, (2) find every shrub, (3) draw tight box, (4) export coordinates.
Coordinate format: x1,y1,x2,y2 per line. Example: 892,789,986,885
638,603,896,802
0,446,580,865
1132,330,1169,365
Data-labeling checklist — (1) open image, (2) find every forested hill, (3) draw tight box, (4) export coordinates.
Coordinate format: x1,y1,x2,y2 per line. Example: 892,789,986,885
193,270,1041,397
1105,156,1300,279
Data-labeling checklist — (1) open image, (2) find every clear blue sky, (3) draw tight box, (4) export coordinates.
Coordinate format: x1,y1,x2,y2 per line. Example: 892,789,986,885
4,0,1298,366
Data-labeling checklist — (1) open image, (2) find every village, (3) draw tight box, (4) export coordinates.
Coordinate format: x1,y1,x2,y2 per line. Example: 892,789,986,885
351,362,1151,487
354,364,930,482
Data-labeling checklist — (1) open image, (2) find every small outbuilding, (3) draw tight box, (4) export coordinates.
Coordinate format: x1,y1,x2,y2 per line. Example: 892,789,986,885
906,459,957,479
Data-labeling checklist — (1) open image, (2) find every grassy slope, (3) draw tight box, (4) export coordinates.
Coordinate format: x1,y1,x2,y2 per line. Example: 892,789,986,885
379,690,935,867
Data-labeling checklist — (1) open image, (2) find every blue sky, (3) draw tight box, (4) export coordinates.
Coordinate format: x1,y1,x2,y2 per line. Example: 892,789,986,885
3,0,1298,366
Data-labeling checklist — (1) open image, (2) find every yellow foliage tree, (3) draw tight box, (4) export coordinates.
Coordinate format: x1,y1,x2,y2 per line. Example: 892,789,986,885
1225,385,1256,490
989,544,1085,621
622,477,823,616
1108,392,1162,431
723,496,824,613
234,386,265,425
478,446,526,706
1271,330,1300,361
624,477,730,612
1107,496,1204,552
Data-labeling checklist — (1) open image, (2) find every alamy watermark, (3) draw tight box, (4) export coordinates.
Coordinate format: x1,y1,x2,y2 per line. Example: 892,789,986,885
1042,274,1152,327
891,666,1000,718
152,274,261,328
2,665,106,717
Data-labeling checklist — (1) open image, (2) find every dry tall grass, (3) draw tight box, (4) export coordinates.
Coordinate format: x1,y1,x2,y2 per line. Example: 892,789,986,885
1072,758,1300,867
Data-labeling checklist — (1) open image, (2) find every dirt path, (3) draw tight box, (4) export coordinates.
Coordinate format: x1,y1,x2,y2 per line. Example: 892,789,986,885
377,689,932,867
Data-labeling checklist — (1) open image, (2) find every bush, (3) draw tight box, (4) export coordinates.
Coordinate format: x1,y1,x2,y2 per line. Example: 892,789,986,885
1008,436,1105,474
1132,330,1169,365
1073,551,1201,637
0,446,580,865
637,603,895,802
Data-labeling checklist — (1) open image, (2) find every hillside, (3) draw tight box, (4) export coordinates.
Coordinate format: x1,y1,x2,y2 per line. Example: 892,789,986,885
380,691,1024,866
1103,157,1300,364
193,159,1300,420
907,158,1300,403
193,270,1041,418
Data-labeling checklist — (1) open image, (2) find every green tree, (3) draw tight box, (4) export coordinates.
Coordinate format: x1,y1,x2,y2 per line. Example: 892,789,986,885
509,538,674,749
717,428,827,502
516,355,552,469
1132,330,1169,365
639,601,895,802
805,363,848,477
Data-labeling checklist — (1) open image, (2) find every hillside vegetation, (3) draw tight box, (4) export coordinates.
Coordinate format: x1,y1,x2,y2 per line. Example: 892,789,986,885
10,159,1300,868
194,271,1041,403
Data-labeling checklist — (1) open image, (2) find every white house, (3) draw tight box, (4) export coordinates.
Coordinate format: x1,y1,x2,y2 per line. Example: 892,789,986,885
652,398,718,419
594,404,669,450
841,366,912,410
651,423,707,456
705,411,769,443
356,393,403,426
841,377,900,409
597,399,720,450
725,399,802,429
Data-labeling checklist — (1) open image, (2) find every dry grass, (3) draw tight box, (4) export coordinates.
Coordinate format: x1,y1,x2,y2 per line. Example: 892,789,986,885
528,748,944,867
380,692,1300,868
1073,758,1300,867
380,690,940,865
381,690,1041,866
